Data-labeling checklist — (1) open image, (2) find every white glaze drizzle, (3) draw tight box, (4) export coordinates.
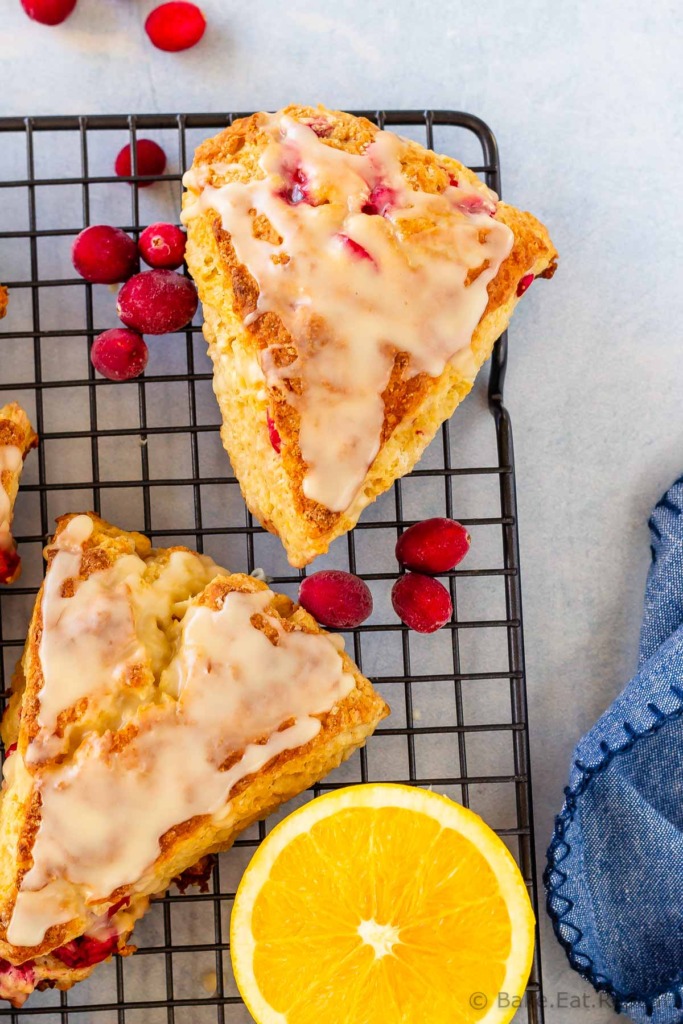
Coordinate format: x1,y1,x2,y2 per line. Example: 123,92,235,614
183,113,514,512
8,528,354,947
0,444,22,551
29,516,222,763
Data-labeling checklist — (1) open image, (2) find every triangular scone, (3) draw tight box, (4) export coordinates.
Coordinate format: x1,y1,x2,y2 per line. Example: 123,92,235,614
0,513,388,1006
182,105,558,567
1,403,38,584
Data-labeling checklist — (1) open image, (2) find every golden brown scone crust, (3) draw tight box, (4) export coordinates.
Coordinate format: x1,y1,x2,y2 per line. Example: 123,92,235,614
183,105,558,567
0,403,38,502
0,513,388,1000
0,286,7,320
0,403,38,585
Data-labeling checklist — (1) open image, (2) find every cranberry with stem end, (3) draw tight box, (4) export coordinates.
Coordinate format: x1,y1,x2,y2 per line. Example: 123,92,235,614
71,225,139,284
299,571,373,629
90,329,148,382
145,2,207,52
138,223,187,269
20,0,77,25
391,573,453,634
115,140,167,187
395,518,471,574
117,270,198,335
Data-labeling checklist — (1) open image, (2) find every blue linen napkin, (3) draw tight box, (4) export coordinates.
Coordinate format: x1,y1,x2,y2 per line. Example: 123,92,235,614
546,474,683,1023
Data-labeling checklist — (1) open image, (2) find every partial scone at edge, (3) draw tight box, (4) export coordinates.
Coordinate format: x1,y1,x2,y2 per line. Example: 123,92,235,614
0,403,38,584
184,105,557,567
0,512,388,1003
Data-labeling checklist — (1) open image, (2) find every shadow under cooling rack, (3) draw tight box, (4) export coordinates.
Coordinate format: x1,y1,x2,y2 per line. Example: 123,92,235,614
0,109,544,1024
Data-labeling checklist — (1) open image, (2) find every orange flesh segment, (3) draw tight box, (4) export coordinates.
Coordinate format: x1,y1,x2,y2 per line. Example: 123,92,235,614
251,806,513,1022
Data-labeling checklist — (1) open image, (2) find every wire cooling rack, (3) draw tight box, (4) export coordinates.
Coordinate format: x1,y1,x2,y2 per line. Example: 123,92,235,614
0,110,544,1023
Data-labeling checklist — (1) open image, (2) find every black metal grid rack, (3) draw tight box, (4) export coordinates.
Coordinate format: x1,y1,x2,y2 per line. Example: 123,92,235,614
0,110,544,1024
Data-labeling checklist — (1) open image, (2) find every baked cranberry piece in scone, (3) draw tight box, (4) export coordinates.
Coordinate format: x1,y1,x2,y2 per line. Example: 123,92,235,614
0,403,38,584
182,105,557,567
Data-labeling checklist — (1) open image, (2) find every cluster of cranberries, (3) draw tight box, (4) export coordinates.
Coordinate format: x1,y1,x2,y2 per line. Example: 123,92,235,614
20,0,207,51
72,215,195,381
298,517,471,635
71,136,196,383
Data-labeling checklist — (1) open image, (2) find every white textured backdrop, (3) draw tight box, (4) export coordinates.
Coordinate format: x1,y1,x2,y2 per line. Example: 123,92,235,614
1,1,682,1021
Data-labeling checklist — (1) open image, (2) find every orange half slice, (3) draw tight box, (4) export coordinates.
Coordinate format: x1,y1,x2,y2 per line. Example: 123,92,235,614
230,783,535,1023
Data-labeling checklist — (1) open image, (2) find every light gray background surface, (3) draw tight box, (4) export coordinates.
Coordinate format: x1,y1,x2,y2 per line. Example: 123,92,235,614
1,1,682,1021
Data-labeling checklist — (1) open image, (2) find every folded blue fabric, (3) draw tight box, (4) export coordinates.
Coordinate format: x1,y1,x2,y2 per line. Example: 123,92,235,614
546,475,683,1023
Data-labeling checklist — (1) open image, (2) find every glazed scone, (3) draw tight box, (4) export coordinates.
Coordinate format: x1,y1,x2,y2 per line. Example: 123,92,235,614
0,512,388,1006
0,287,7,320
0,403,38,585
182,105,557,567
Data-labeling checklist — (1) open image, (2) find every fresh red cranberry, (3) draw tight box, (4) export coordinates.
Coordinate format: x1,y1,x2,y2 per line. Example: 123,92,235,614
53,932,118,969
3,743,17,758
361,184,396,216
115,140,167,187
391,573,453,634
117,270,198,335
517,273,534,297
91,329,148,381
145,1,206,51
396,518,471,574
0,547,21,586
448,173,459,187
71,225,139,284
138,223,187,269
299,570,373,629
336,234,374,263
20,0,77,24
279,168,311,206
267,412,281,454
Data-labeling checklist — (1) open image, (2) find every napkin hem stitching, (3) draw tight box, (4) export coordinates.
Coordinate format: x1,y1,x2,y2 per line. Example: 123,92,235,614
545,695,683,1016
